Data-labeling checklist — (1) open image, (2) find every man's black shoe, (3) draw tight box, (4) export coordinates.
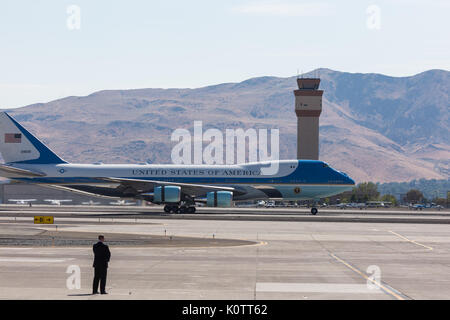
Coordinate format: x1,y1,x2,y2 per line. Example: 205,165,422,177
101,292,108,295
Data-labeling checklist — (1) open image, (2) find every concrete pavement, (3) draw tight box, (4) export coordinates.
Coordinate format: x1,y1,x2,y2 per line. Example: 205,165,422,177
0,210,450,299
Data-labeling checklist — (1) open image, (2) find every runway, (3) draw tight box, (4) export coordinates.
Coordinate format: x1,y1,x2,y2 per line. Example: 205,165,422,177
1,205,450,224
0,205,449,299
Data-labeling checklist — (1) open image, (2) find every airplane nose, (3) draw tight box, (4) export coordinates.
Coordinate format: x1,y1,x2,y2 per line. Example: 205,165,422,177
339,171,355,185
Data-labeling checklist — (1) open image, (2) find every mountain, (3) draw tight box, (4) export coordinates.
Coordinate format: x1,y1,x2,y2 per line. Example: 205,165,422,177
378,179,450,200
2,68,449,183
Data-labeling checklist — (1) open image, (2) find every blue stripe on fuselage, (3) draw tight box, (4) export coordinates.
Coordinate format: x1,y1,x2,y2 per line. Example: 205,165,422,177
12,160,355,185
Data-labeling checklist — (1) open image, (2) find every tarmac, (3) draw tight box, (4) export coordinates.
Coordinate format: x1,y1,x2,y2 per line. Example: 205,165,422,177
0,205,450,300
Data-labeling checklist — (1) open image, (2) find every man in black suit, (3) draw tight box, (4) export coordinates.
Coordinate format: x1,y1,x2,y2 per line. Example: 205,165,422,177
92,235,111,294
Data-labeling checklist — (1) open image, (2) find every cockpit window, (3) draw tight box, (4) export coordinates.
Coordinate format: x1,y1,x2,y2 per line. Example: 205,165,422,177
322,163,329,168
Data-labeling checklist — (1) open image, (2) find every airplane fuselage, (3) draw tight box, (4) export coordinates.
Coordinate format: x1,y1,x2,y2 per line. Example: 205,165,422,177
10,160,354,201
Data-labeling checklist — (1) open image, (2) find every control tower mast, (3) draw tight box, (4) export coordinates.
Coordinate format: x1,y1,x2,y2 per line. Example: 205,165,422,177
294,77,323,160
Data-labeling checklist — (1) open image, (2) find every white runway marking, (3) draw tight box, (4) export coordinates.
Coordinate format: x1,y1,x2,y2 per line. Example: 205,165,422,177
0,257,74,263
256,282,382,293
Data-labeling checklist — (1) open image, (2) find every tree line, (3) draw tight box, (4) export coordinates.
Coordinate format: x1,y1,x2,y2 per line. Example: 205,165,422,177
331,181,449,207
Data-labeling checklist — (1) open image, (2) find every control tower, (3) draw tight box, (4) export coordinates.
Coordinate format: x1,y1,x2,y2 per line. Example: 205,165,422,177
294,78,323,160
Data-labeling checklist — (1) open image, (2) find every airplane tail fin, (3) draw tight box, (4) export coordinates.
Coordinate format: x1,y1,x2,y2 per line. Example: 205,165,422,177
0,112,66,165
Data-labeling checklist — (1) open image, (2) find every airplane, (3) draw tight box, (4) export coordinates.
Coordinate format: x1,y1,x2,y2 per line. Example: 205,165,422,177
44,199,72,205
410,204,425,210
8,199,36,205
81,200,101,205
109,199,136,206
0,112,355,215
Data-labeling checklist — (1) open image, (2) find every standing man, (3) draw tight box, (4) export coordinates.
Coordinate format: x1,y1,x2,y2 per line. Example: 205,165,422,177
92,235,111,295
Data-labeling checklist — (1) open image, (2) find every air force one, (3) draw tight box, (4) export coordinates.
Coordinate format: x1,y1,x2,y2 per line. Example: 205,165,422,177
0,112,355,215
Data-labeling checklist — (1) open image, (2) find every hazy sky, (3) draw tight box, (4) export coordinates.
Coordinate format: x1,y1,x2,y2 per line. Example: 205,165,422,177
1,0,449,108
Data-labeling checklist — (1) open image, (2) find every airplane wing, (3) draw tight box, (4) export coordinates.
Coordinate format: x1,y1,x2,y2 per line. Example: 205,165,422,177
37,184,120,199
100,177,244,197
0,164,45,177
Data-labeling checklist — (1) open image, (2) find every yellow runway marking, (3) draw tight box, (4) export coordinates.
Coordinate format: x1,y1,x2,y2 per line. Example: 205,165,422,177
330,253,407,300
388,230,433,251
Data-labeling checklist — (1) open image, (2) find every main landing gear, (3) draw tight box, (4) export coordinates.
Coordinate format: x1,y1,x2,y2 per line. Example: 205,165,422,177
164,205,196,214
310,199,319,215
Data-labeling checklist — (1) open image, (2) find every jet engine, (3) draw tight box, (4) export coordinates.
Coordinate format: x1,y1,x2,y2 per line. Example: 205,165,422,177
154,186,181,203
206,191,233,207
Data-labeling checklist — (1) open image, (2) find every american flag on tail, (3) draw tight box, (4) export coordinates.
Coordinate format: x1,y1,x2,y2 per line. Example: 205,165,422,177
5,133,22,143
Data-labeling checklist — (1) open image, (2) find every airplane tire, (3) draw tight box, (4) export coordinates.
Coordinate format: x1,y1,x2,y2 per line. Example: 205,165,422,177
187,207,196,214
164,205,170,213
311,207,318,215
168,206,177,214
